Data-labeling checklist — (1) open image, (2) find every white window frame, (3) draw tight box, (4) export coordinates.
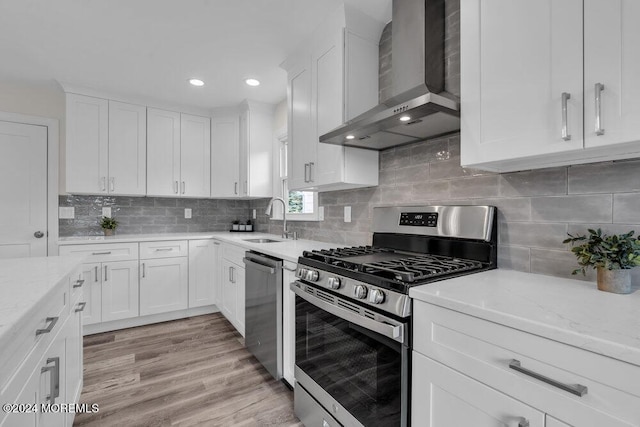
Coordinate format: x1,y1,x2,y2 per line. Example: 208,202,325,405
272,134,319,221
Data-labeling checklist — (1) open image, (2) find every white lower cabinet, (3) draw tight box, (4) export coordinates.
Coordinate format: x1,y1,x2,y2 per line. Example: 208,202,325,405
188,239,218,308
100,261,139,322
412,301,639,427
139,257,188,316
220,243,246,336
281,260,297,387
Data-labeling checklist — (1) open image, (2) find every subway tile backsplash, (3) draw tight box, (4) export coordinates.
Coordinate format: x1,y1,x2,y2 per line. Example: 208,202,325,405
58,195,252,237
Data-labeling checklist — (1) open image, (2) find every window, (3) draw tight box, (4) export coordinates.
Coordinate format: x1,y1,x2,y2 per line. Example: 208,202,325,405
276,136,318,221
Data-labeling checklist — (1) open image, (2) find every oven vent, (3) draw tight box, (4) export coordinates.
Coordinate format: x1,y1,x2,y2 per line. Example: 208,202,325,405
363,310,376,320
315,289,335,304
337,299,361,314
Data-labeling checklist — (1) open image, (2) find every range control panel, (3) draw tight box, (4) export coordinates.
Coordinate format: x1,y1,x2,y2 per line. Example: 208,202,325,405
399,212,438,227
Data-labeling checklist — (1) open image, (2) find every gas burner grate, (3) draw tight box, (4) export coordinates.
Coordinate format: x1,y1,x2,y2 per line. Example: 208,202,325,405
362,254,483,283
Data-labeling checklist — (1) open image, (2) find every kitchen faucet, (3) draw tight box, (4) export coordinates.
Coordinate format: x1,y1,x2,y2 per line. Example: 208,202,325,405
265,197,298,240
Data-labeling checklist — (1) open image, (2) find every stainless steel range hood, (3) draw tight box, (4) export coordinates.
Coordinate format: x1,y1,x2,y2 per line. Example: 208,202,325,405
320,0,460,150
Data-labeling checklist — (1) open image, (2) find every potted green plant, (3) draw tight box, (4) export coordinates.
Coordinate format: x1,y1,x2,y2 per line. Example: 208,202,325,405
232,220,240,231
246,219,253,232
563,228,640,294
100,216,118,236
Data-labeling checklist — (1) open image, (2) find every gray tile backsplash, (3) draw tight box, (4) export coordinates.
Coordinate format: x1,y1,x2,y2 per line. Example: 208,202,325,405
59,195,252,237
251,134,640,282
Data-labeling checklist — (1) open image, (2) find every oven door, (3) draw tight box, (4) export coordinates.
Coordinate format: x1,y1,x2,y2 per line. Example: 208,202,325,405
292,281,410,427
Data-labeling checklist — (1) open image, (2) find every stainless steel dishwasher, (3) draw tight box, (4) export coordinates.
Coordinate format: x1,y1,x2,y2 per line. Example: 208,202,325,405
243,251,283,380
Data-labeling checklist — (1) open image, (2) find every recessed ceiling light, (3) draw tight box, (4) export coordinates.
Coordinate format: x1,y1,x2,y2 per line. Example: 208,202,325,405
188,78,204,87
346,135,355,140
245,78,260,87
399,115,411,122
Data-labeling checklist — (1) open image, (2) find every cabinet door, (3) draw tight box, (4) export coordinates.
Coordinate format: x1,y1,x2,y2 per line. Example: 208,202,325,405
180,114,211,197
235,265,245,337
288,60,316,191
101,260,139,322
412,352,544,427
313,33,345,186
239,108,249,196
65,93,108,194
220,259,237,325
188,240,217,308
80,263,101,326
282,261,297,387
461,0,583,166
108,101,146,196
147,108,181,197
140,257,188,315
3,362,39,427
584,0,640,148
211,115,240,197
65,301,83,408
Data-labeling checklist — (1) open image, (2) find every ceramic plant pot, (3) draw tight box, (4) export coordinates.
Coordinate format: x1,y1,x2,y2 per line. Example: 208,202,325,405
596,267,632,294
232,224,239,231
103,228,114,237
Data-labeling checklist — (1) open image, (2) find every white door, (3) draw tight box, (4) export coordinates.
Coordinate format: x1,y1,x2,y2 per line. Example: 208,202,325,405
239,108,249,196
221,259,237,325
108,101,147,196
461,0,583,166
147,108,181,197
412,352,545,427
180,114,211,198
188,240,217,308
139,257,188,315
0,120,48,258
211,115,240,197
101,260,139,322
584,0,640,148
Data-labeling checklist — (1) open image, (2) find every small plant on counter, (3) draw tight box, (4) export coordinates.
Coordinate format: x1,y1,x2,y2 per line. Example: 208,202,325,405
246,219,253,232
99,216,118,236
563,228,640,293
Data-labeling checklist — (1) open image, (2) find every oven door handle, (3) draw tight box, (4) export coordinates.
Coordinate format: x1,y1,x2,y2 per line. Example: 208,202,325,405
291,281,405,344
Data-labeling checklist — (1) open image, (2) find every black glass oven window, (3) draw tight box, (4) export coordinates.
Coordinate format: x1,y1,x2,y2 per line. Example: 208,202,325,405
295,296,403,426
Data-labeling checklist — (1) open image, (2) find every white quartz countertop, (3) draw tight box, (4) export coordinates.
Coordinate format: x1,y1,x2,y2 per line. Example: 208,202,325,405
0,256,84,352
58,232,338,263
409,269,640,366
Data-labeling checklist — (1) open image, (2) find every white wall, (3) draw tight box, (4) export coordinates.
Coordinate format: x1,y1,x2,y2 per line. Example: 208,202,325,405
0,81,66,193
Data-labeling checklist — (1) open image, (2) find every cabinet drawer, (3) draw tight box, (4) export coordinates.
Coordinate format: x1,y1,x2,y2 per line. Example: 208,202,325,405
413,301,640,427
59,242,138,262
0,279,68,396
222,243,245,266
139,240,188,259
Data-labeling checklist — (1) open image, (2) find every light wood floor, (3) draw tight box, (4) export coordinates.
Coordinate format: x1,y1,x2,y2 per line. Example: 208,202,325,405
73,313,302,427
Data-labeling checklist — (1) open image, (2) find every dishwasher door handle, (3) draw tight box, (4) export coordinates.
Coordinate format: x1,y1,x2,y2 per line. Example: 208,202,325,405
243,257,276,274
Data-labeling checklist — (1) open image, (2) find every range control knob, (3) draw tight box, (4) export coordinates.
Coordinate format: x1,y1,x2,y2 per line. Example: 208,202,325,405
296,268,308,279
327,277,341,289
368,289,385,304
353,285,368,299
305,269,320,282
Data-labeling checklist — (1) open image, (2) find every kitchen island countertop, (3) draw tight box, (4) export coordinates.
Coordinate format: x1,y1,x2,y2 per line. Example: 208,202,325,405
410,269,640,367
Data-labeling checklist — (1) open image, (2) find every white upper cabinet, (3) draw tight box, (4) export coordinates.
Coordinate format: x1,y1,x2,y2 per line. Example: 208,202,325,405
66,94,109,194
211,101,274,199
147,109,210,198
211,113,240,197
180,113,211,198
461,0,640,172
584,0,640,149
283,4,382,192
66,94,146,196
108,100,147,195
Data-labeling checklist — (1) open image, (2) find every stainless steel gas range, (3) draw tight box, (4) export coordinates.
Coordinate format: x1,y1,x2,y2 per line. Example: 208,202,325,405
291,205,497,427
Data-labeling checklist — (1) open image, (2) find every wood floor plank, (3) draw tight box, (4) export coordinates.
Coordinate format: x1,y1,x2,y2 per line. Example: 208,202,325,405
74,313,301,427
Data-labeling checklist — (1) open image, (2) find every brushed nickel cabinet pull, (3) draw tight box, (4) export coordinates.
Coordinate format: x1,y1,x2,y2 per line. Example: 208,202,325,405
518,418,530,427
110,177,115,192
92,251,112,255
509,359,588,397
42,357,60,403
75,302,87,313
94,266,98,282
309,162,315,182
142,262,146,278
561,92,571,141
73,279,85,288
595,83,605,136
101,177,106,192
104,265,108,282
36,317,59,336
182,181,186,194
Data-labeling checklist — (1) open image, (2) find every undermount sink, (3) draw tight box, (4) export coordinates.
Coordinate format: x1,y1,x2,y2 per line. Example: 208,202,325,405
243,238,282,243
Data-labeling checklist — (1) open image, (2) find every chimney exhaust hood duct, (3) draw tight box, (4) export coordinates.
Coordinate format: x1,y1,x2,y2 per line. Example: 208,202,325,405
320,0,460,151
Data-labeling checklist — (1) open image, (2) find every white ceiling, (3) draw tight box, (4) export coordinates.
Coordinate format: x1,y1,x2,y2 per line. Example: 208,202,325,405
0,0,391,110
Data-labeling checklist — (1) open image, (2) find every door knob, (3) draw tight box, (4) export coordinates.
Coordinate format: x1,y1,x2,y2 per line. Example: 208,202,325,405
34,231,44,238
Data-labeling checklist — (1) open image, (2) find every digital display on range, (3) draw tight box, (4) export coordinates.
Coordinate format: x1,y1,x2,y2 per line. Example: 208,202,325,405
399,212,438,227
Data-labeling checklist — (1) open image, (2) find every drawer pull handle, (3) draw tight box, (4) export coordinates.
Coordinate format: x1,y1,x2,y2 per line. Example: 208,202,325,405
41,357,60,403
36,316,59,336
75,302,87,313
94,266,98,282
73,279,85,288
154,248,174,252
508,359,588,397
92,251,112,255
